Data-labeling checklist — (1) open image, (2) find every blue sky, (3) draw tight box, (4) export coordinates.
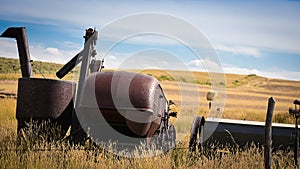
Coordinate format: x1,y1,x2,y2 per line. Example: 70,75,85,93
0,0,299,81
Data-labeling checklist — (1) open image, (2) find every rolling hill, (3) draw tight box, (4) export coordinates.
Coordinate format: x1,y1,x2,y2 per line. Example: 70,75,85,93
1,56,300,123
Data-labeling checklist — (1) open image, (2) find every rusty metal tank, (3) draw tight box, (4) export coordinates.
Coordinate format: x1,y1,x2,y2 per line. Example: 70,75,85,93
79,71,167,138
16,78,75,137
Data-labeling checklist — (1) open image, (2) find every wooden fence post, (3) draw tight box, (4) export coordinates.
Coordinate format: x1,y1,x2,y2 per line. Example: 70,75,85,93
264,97,276,169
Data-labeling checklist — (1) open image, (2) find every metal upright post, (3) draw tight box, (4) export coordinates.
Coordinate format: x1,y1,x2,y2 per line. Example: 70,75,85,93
70,28,98,143
289,100,300,167
264,97,275,169
295,115,299,167
75,29,97,108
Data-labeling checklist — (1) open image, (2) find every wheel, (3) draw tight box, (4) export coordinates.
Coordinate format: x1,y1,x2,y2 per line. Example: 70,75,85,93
189,116,205,152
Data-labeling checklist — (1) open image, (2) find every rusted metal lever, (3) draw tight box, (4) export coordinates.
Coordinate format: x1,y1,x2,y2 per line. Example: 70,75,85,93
56,52,82,79
0,27,32,77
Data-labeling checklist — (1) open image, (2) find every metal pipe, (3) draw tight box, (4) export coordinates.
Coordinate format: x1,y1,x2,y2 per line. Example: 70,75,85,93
56,52,82,79
0,27,32,77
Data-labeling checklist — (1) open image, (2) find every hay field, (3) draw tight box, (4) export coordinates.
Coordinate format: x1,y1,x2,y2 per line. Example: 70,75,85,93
0,63,300,168
140,69,300,123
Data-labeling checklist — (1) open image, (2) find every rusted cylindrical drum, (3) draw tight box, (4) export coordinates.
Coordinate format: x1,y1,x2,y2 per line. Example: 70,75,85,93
79,71,167,138
16,78,75,138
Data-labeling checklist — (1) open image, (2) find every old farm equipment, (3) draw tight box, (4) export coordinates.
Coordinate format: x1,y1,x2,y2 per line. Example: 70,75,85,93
0,27,74,139
4,27,297,155
56,28,180,150
1,27,198,151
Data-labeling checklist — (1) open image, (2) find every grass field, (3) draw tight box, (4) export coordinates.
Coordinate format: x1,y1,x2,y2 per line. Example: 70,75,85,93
1,57,300,168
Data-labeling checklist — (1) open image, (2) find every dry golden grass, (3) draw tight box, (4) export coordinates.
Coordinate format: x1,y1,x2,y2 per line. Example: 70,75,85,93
0,70,300,168
1,70,299,126
0,120,297,169
0,126,296,169
159,72,300,124
0,73,75,81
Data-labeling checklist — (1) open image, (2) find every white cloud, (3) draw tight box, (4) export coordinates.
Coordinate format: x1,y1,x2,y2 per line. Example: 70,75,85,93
29,44,81,64
273,71,300,81
1,37,299,81
0,39,80,64
186,59,300,81
187,59,221,72
0,0,300,53
107,54,117,61
101,52,133,69
58,41,82,51
223,67,262,76
223,66,300,81
214,44,261,58
1,1,299,54
0,38,123,69
1,1,299,81
124,35,179,46
0,39,18,59
46,47,60,55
